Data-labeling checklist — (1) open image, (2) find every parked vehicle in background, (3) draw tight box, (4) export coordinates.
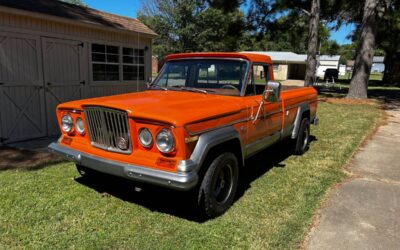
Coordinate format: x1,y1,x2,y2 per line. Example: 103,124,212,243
49,52,318,218
323,68,339,82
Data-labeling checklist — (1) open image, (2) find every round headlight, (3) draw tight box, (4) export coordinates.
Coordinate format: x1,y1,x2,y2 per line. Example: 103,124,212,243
76,118,85,135
61,114,73,133
156,128,175,153
139,128,153,148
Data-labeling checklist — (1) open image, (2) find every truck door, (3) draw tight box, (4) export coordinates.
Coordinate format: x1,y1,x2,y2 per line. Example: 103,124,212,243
244,64,283,157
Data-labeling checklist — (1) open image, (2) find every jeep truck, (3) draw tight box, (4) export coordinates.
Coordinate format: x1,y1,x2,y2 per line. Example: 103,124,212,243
49,52,318,218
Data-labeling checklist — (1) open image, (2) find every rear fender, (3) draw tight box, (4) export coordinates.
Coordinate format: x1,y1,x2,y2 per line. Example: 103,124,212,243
291,103,310,139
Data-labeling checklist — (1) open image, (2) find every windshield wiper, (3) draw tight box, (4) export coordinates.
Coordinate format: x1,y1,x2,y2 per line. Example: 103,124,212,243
149,84,215,94
148,84,168,91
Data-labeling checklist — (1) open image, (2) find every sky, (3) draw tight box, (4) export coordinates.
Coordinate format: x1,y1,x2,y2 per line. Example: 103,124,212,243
84,0,354,45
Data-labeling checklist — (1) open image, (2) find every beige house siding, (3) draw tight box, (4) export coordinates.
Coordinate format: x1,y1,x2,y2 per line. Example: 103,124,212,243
0,9,154,144
273,64,288,80
0,11,153,88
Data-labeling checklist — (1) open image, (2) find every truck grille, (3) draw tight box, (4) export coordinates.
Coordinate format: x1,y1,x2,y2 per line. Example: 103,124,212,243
84,107,132,154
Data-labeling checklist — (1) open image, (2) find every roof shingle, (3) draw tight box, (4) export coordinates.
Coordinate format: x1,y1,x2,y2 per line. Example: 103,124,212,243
0,0,157,36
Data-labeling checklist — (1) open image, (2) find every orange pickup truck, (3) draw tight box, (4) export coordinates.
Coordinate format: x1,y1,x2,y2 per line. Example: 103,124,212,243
49,52,318,217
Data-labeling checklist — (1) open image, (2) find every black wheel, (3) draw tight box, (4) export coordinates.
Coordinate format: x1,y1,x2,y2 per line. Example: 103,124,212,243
197,152,239,218
76,164,93,177
294,117,310,155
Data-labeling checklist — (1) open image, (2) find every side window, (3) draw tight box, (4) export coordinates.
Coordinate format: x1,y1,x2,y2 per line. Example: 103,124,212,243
122,47,145,80
246,64,270,96
91,43,145,82
92,44,120,81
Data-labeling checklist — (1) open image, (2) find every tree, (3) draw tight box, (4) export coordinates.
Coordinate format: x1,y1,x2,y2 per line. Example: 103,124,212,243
378,0,400,84
61,0,86,6
304,0,320,86
242,11,335,55
138,0,245,62
247,0,339,86
347,0,390,98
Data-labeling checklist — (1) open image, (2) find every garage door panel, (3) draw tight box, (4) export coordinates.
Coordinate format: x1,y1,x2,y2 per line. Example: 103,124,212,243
44,41,81,83
45,85,83,135
42,37,84,137
0,34,41,83
0,86,46,142
0,32,46,143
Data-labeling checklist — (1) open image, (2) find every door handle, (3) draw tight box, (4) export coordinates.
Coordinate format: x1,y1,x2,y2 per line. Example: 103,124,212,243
47,82,52,86
80,80,86,85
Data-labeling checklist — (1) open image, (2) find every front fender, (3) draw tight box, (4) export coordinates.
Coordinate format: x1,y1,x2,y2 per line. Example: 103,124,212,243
177,126,244,172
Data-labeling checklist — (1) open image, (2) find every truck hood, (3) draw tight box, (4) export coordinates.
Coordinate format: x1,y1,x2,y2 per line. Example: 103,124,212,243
58,90,244,126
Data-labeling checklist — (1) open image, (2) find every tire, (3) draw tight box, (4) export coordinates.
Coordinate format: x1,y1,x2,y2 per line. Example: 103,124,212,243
197,152,239,218
294,117,310,155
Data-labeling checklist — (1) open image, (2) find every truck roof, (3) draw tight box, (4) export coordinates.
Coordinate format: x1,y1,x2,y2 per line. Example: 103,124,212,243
165,52,272,64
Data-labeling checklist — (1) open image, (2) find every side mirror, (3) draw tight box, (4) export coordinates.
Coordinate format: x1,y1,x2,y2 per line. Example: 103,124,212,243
146,77,153,88
264,81,281,102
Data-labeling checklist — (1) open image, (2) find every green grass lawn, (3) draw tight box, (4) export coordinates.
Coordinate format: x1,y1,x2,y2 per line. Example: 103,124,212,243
338,72,383,81
0,102,382,249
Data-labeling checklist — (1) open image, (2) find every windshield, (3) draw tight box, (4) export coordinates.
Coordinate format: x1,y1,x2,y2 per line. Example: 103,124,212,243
151,59,249,96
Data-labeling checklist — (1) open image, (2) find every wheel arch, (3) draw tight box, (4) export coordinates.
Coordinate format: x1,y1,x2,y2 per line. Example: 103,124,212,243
291,103,310,139
188,126,244,173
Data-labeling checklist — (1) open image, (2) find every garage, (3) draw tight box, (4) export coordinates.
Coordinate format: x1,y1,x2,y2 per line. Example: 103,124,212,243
0,0,156,144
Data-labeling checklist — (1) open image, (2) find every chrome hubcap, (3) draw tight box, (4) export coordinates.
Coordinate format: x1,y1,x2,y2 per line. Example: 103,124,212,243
213,162,233,204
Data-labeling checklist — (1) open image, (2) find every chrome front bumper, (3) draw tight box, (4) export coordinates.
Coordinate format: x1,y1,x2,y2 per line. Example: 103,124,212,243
48,143,199,191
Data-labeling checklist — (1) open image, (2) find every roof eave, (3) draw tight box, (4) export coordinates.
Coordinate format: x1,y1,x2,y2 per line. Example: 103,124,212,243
0,5,157,39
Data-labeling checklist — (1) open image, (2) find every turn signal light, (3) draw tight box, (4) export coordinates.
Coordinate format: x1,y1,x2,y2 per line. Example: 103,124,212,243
156,157,177,169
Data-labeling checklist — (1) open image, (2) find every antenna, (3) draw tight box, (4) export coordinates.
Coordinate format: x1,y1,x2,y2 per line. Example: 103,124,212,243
136,29,139,92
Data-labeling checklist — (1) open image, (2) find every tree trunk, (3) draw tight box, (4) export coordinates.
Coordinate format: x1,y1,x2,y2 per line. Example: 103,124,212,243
382,41,400,85
382,52,394,84
347,0,380,99
304,0,320,86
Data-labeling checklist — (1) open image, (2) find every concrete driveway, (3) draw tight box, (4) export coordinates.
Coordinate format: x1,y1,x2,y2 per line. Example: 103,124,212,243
305,103,400,249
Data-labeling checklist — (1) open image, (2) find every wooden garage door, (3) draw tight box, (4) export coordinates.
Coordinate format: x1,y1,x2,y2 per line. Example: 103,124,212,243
42,37,85,137
0,32,46,143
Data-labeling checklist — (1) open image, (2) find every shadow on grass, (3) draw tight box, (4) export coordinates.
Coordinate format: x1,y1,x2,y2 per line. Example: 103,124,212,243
0,146,64,171
75,137,317,223
317,84,400,110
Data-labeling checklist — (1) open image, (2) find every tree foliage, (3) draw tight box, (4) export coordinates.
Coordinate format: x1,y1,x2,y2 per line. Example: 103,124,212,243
138,0,398,91
138,0,245,61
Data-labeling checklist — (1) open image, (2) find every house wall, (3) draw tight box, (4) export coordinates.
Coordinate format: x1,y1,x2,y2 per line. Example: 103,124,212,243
273,64,288,80
0,10,154,144
288,64,306,80
0,11,153,89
